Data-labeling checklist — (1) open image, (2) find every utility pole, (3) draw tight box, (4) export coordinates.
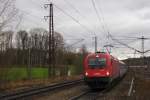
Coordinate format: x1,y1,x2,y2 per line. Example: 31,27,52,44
133,50,136,58
44,2,55,77
139,36,145,58
28,37,31,80
138,35,148,66
94,36,97,53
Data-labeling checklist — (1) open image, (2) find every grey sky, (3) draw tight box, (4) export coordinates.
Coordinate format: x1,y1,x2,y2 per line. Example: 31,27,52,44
15,0,150,59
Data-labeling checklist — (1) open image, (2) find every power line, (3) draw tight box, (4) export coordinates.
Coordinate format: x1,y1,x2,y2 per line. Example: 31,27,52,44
20,10,43,20
92,0,113,45
91,0,106,35
63,0,97,35
109,34,142,53
65,38,85,40
137,36,150,57
30,0,43,7
19,9,48,25
56,26,92,40
26,1,95,41
54,4,95,36
55,1,99,51
65,39,84,48
113,35,143,39
63,0,83,18
91,0,113,49
94,36,97,52
55,25,93,39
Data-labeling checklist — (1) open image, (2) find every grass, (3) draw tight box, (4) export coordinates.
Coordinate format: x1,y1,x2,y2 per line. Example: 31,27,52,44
31,68,48,78
0,65,82,81
0,67,48,81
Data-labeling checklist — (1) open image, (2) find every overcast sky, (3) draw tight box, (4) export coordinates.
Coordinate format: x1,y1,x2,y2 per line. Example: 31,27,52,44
15,0,150,59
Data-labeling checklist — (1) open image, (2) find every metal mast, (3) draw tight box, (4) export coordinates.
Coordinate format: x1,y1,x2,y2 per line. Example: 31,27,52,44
94,36,97,53
44,3,55,77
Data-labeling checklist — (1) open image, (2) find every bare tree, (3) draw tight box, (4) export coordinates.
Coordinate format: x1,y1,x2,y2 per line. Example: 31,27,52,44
0,31,13,65
81,44,88,56
29,28,48,66
16,30,28,65
0,0,19,33
54,32,64,65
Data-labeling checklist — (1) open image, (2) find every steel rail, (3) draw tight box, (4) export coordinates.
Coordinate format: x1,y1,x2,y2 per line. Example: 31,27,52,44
69,90,90,100
69,87,110,100
0,79,83,100
69,77,123,100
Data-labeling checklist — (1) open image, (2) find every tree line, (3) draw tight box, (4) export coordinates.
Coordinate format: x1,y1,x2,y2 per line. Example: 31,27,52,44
0,28,64,67
0,27,87,76
0,0,87,81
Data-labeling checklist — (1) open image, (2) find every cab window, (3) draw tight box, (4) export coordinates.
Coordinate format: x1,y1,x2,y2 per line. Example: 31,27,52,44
88,58,106,68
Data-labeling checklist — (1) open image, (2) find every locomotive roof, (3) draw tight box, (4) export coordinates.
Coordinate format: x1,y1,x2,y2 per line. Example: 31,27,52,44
86,52,125,64
87,52,119,60
87,52,111,58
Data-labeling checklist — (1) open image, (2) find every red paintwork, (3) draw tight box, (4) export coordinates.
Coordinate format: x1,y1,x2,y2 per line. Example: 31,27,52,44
83,52,126,82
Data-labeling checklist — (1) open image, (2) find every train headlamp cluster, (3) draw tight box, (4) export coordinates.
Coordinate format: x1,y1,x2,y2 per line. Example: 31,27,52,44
96,55,99,58
85,72,88,76
106,71,110,76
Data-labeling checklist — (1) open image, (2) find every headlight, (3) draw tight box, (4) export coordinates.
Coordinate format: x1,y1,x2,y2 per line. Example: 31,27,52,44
85,72,88,76
106,71,110,76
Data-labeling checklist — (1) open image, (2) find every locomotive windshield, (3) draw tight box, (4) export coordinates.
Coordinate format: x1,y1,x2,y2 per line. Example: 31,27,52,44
88,58,106,68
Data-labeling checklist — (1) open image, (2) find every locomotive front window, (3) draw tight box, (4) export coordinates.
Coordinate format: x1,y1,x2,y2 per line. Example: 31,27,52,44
88,58,106,68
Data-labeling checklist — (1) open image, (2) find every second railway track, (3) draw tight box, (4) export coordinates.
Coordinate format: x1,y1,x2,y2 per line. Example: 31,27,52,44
0,79,83,100
69,78,123,100
69,88,109,100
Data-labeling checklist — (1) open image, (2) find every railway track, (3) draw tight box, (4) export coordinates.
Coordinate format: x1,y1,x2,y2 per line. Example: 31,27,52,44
69,77,124,100
0,79,83,100
69,88,109,100
69,90,90,100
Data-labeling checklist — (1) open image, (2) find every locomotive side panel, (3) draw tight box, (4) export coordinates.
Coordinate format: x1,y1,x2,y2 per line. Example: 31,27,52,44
119,62,128,77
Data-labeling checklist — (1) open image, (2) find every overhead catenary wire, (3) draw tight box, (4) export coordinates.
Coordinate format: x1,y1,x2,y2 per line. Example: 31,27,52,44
15,13,47,30
54,4,95,36
55,24,93,40
63,0,84,18
19,9,48,24
22,0,147,57
112,38,139,45
112,35,144,39
91,0,108,35
56,0,146,55
104,38,139,49
63,0,98,35
61,0,150,57
92,1,134,55
65,39,84,48
30,0,43,7
96,0,111,35
91,0,114,52
19,1,96,49
109,34,142,53
57,0,100,51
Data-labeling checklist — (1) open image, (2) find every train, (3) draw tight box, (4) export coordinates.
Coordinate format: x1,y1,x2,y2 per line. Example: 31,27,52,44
83,51,128,89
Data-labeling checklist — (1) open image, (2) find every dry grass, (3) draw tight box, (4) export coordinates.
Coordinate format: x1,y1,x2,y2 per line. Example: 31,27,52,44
134,78,150,96
0,75,81,92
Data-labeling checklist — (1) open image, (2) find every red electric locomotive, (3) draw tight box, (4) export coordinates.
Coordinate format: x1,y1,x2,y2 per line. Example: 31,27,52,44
83,51,128,89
